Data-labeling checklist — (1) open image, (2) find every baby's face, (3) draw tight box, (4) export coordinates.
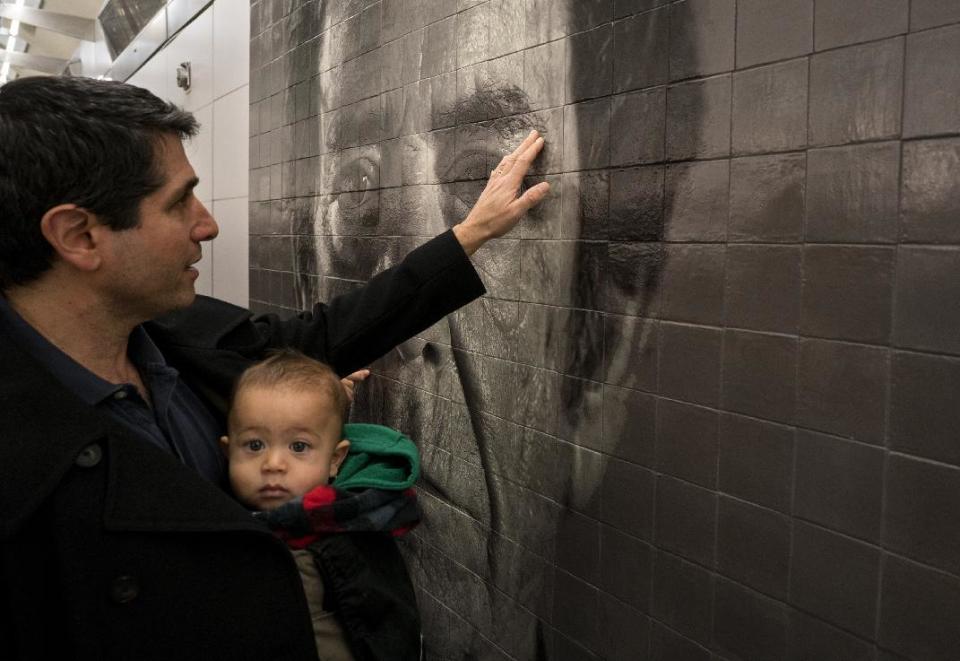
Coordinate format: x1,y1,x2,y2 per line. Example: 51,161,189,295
222,385,348,511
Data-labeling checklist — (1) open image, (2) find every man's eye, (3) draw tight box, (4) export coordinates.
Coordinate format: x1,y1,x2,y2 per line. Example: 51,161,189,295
290,440,311,453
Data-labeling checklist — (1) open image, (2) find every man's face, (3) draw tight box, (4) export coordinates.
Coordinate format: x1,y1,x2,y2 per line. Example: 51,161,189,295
223,385,348,511
99,134,218,319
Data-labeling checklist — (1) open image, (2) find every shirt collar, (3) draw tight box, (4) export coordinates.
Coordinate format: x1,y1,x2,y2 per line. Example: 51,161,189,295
0,295,165,406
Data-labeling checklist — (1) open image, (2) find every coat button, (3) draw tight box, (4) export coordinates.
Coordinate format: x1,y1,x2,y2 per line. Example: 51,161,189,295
75,443,103,468
110,575,139,604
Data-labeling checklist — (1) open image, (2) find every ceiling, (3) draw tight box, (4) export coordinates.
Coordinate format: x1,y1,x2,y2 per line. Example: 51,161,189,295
2,0,104,79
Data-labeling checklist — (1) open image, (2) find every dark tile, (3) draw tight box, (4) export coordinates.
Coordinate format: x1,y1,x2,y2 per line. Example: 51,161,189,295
650,622,711,661
815,0,908,50
608,166,665,241
713,579,789,661
806,142,901,243
665,75,732,160
890,351,960,466
717,497,791,599
718,413,794,513
723,245,801,334
553,570,600,652
664,160,729,242
659,245,726,325
555,509,601,585
613,8,669,93
904,25,960,137
603,315,658,392
517,303,604,378
797,339,889,445
794,429,884,541
893,247,960,356
901,138,960,244
728,153,805,243
523,39,566,112
722,330,798,425
655,475,717,567
879,555,960,661
789,522,880,638
602,384,656,467
658,324,722,408
885,454,960,576
563,97,611,171
602,242,666,316
652,551,714,646
736,0,813,68
732,59,808,155
809,38,903,146
558,376,604,448
599,594,652,661
567,25,613,103
655,398,719,487
800,245,895,344
911,0,960,30
601,458,655,541
787,610,875,661
600,525,653,612
669,0,736,80
565,0,615,34
610,88,666,167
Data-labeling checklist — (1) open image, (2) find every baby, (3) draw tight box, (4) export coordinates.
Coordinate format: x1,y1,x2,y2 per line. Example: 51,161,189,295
220,350,422,661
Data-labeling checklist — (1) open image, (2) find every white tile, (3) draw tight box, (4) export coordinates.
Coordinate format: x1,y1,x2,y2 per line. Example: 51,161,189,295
184,104,214,203
165,7,214,112
127,46,169,101
211,197,249,308
195,199,215,298
213,0,251,99
213,85,250,200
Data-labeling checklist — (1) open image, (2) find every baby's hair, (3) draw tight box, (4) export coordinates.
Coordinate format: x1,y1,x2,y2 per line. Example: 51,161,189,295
231,349,348,425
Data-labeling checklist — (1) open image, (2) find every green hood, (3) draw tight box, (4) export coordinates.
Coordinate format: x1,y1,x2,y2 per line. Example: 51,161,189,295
334,423,420,491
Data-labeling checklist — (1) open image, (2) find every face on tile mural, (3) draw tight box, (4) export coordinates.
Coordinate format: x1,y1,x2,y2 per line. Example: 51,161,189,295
256,1,960,659
276,4,694,657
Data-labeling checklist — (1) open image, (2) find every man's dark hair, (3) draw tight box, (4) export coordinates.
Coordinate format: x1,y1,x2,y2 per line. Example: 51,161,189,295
0,75,199,289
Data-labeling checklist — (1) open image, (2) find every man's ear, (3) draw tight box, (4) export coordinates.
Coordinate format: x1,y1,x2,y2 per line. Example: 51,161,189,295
39,204,104,272
330,439,351,476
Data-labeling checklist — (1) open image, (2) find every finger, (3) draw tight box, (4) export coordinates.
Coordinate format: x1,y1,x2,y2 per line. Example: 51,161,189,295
344,369,371,383
509,180,551,214
507,136,545,180
495,130,540,175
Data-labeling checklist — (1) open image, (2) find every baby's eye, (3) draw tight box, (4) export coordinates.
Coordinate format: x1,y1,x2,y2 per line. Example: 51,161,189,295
290,440,311,453
243,439,264,452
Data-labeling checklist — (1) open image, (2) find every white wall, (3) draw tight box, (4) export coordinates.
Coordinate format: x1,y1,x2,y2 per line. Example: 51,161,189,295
127,0,250,308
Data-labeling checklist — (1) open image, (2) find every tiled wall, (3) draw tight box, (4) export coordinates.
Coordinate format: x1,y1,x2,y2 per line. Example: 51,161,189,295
129,0,250,307
248,1,960,659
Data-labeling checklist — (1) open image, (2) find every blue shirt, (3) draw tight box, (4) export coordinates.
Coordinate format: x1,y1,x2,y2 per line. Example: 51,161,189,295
0,296,227,485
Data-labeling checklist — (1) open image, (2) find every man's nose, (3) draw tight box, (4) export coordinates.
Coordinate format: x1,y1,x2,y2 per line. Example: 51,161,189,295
192,201,219,241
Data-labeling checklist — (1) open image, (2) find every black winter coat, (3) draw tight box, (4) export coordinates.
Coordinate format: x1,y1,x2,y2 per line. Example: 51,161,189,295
0,231,483,660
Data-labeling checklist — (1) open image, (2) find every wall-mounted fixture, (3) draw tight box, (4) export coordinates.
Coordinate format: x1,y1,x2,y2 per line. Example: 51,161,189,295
175,61,190,91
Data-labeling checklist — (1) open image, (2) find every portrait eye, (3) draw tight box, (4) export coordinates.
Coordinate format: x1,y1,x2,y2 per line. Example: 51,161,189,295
334,157,377,210
244,439,264,452
290,440,311,453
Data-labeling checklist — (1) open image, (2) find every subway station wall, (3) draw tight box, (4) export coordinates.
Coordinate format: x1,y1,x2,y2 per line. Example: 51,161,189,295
247,1,960,659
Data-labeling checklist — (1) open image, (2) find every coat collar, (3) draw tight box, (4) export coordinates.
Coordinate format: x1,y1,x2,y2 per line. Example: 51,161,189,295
0,322,265,539
0,323,106,537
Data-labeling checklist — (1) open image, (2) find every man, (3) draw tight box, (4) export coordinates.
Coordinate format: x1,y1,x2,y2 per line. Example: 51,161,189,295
0,75,547,660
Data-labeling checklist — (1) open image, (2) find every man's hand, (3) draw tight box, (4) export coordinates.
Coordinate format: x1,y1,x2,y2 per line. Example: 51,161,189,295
453,130,551,256
341,369,370,405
